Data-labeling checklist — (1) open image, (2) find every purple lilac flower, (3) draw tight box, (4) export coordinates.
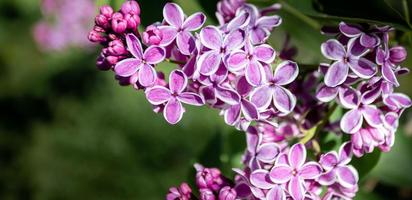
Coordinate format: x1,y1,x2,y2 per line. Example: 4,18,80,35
157,3,206,54
198,26,245,75
216,0,246,24
114,34,165,87
146,70,205,124
250,61,299,114
376,44,407,86
339,22,381,48
321,38,377,87
318,142,358,188
167,182,193,200
269,143,322,200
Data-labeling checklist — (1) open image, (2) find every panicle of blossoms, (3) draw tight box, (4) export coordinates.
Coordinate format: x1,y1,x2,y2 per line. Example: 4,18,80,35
34,0,95,51
317,22,412,157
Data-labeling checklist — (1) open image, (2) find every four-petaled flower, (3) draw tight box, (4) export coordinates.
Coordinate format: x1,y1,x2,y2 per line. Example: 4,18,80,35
318,142,359,189
227,40,276,86
114,34,165,87
339,86,383,133
146,70,205,124
158,3,206,54
250,61,299,114
198,26,245,75
269,143,322,200
321,38,377,87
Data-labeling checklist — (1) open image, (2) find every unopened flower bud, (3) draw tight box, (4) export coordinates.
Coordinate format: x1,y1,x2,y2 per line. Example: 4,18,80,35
200,189,216,200
96,53,111,71
108,39,127,56
106,55,119,65
111,12,127,34
389,46,407,63
100,5,113,18
95,14,110,29
143,25,163,45
124,13,141,31
121,0,140,15
88,30,107,43
218,187,237,200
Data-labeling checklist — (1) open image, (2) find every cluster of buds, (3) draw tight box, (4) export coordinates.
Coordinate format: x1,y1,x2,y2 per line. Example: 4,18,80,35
167,164,237,200
88,0,141,72
87,0,411,199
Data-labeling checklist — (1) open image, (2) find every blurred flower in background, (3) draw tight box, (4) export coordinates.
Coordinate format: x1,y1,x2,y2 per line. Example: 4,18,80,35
33,0,95,51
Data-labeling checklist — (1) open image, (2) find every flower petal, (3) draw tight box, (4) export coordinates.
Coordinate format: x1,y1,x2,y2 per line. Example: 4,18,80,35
178,92,205,106
146,86,171,105
319,152,339,171
338,142,353,165
316,84,338,102
361,105,383,127
200,86,216,104
138,64,157,87
245,61,265,86
360,33,379,48
269,164,293,184
250,28,270,45
339,22,362,37
266,186,286,200
227,51,248,72
198,51,221,76
341,109,363,134
224,29,246,51
163,3,184,28
114,58,141,77
224,104,241,125
200,26,222,50
288,177,305,200
182,12,206,31
250,170,274,190
227,12,250,30
144,46,166,64
318,170,337,186
215,86,241,105
169,70,188,94
126,34,143,58
250,85,273,110
273,86,296,114
349,58,377,79
382,62,399,87
273,60,299,85
299,162,322,179
164,98,184,124
257,143,279,163
336,166,358,188
321,39,346,60
324,61,349,87
288,143,306,169
257,15,282,29
158,26,178,46
176,31,196,55
338,86,360,109
241,99,259,121
254,44,276,64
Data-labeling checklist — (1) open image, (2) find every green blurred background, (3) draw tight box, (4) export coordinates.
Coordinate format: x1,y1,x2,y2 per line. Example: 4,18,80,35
0,0,412,199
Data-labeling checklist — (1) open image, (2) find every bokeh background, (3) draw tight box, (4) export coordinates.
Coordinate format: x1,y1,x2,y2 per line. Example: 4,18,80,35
1,0,412,199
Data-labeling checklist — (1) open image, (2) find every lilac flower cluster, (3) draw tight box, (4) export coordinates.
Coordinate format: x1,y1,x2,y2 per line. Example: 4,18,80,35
316,22,412,157
86,1,411,199
34,0,95,51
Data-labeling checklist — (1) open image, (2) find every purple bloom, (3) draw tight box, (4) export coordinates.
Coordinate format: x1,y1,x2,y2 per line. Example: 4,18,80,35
158,3,206,54
198,26,245,75
195,164,228,192
318,142,359,189
227,40,276,86
146,70,205,124
339,22,381,48
250,61,299,114
249,169,287,200
114,34,165,87
269,143,322,200
166,182,192,200
321,38,377,87
216,0,246,24
218,186,237,200
376,46,406,87
339,86,383,133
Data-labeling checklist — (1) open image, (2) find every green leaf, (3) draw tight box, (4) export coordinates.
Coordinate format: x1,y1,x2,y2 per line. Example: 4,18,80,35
96,0,111,7
350,149,381,180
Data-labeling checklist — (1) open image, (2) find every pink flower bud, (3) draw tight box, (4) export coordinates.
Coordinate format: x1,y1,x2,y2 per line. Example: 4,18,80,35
96,53,111,71
99,5,113,18
88,30,107,43
121,0,140,15
124,13,141,31
95,14,110,29
111,12,127,34
106,55,119,65
218,186,237,200
200,189,216,200
142,25,163,45
389,46,407,63
108,39,127,56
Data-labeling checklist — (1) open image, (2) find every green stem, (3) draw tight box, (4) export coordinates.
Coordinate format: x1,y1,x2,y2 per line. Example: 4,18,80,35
165,59,186,65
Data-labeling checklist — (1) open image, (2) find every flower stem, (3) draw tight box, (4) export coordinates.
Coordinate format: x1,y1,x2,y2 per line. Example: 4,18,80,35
165,58,186,65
